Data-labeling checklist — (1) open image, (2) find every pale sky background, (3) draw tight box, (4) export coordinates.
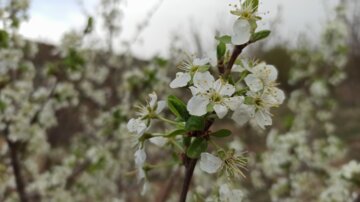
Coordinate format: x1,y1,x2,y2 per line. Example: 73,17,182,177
19,0,340,59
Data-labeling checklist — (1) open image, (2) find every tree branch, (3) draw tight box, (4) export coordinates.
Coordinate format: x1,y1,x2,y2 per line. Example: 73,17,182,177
5,136,28,202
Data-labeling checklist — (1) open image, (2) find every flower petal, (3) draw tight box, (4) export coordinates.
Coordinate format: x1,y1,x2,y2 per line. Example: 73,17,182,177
187,96,210,116
193,71,215,91
149,92,158,108
232,19,251,45
134,147,146,166
214,104,229,119
170,72,191,88
254,110,272,129
156,100,166,114
220,83,236,96
127,118,147,135
244,74,263,92
149,136,167,147
224,96,244,110
199,152,223,174
232,104,255,126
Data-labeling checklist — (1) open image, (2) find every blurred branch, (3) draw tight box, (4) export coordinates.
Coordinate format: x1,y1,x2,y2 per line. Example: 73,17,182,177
3,125,28,202
155,168,181,202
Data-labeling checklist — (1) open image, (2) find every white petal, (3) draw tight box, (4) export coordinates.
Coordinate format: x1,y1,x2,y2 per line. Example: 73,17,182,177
214,104,229,119
253,63,278,82
271,88,285,105
170,72,191,88
193,71,215,91
254,110,272,129
224,96,244,110
212,79,223,93
199,153,223,174
127,118,147,135
232,104,255,126
190,86,201,96
156,100,166,114
232,19,251,45
219,83,236,96
265,65,278,81
187,96,210,116
193,58,210,66
134,147,146,166
149,92,158,108
244,74,263,92
149,136,167,147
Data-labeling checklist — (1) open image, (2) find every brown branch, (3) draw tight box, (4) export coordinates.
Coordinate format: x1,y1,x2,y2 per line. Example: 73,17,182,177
224,43,249,76
5,136,28,202
179,158,197,202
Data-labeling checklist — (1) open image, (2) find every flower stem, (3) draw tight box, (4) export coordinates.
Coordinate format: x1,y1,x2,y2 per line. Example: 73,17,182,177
157,116,178,125
169,138,185,152
179,157,198,202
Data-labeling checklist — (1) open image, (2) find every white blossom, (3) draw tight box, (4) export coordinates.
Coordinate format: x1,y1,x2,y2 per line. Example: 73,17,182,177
187,71,243,118
170,57,210,88
231,19,251,45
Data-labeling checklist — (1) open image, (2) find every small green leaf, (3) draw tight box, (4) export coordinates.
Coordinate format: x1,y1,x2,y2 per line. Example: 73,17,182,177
185,116,205,131
167,95,190,121
211,129,232,138
167,129,186,137
183,137,192,147
186,138,208,159
215,35,232,44
251,30,271,43
217,41,226,60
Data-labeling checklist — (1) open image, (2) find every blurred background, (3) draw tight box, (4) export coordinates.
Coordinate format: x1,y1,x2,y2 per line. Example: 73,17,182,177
1,0,360,201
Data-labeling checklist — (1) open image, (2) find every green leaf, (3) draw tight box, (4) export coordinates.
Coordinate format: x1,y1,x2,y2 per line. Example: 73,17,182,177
186,138,208,159
167,129,186,137
217,41,226,60
251,30,271,43
215,35,232,44
0,30,9,48
185,116,205,131
211,129,232,138
183,137,192,147
64,48,85,71
167,95,189,121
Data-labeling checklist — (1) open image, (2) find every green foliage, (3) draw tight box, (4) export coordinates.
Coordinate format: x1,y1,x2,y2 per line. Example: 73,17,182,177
217,41,226,60
211,129,232,138
83,16,94,34
167,129,186,137
167,95,189,121
64,48,85,71
185,116,205,131
186,137,208,159
0,100,6,112
215,35,232,44
251,30,271,43
0,30,9,48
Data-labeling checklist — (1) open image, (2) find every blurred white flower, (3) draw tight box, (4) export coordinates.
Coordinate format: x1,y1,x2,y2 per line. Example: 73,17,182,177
219,184,244,202
187,71,243,118
231,19,251,45
170,57,210,88
199,152,223,174
341,160,360,180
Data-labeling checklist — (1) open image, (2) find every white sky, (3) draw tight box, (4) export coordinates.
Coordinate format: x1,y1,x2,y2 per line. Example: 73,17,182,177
19,0,339,59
